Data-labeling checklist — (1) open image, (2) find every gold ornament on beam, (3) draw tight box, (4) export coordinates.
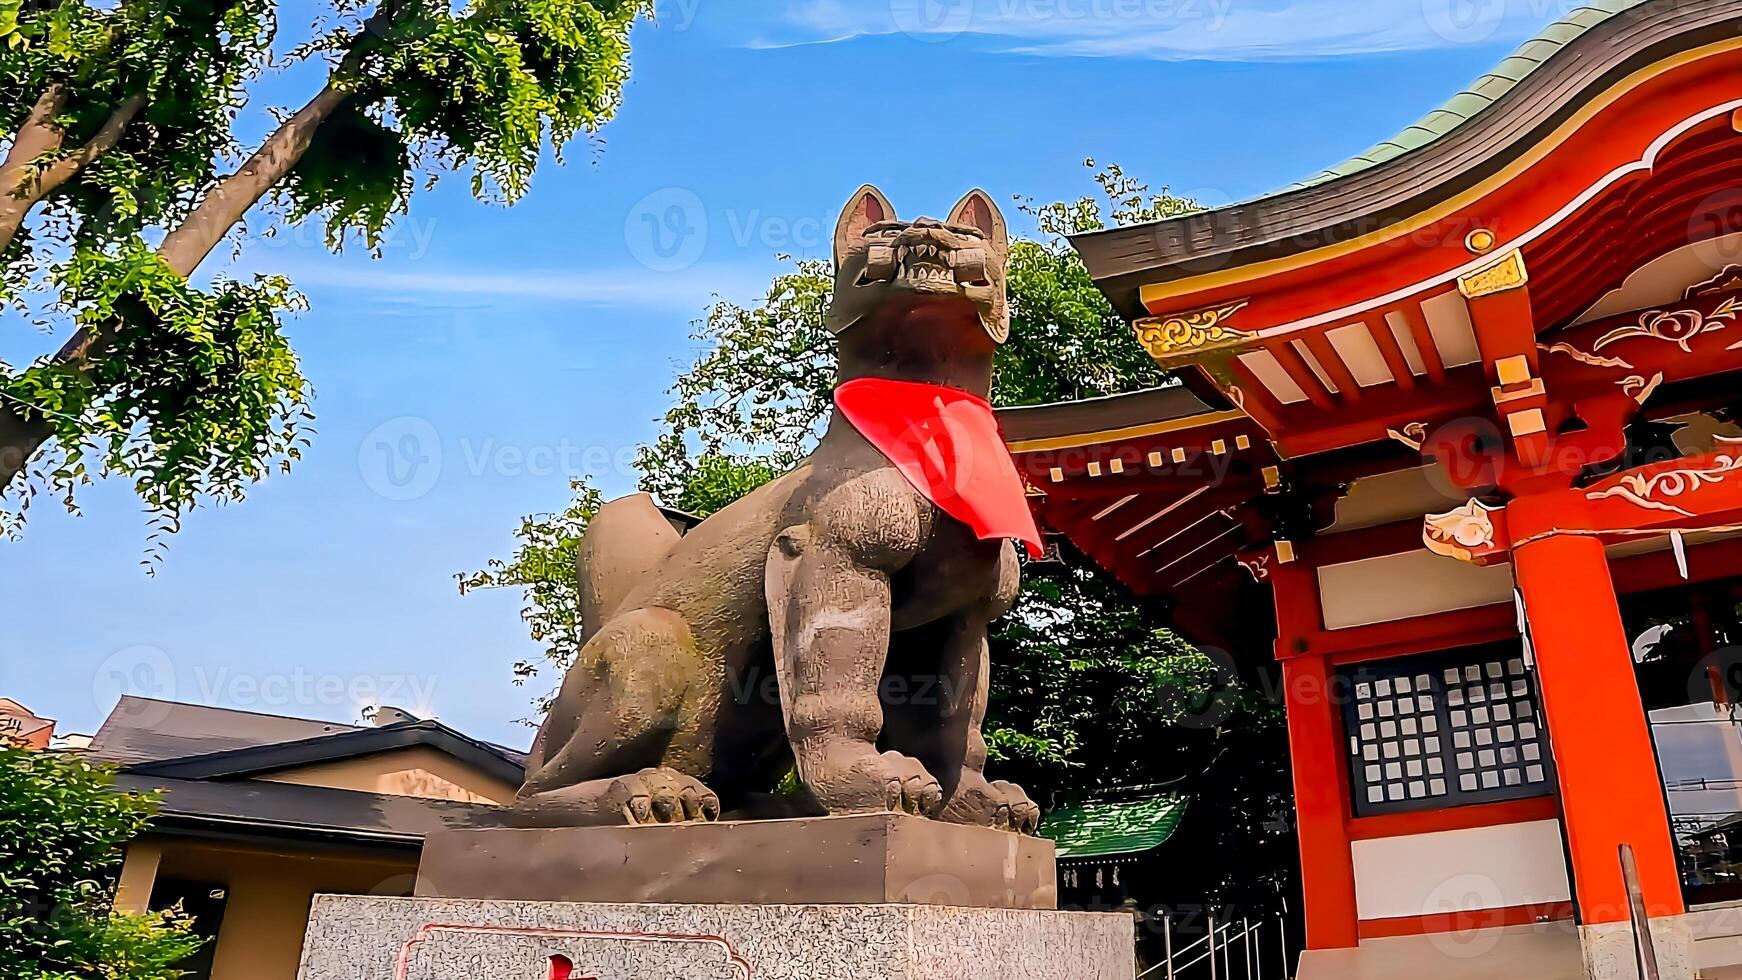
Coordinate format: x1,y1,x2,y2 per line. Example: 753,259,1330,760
1538,342,1634,370
1133,300,1252,369
1465,229,1498,255
1387,421,1430,452
1458,250,1529,299
1594,297,1738,353
1685,265,1742,301
1538,291,1739,375
1586,440,1742,518
1621,373,1664,406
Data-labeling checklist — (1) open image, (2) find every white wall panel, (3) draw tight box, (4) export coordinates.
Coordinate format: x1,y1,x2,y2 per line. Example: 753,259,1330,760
1318,549,1515,630
1352,820,1571,921
1327,323,1396,387
1421,291,1482,368
1237,349,1309,405
1383,311,1429,377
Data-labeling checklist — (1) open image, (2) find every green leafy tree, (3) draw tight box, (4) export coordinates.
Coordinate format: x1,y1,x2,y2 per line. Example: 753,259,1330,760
464,163,1296,905
0,0,650,541
0,747,202,980
458,480,603,714
0,0,268,265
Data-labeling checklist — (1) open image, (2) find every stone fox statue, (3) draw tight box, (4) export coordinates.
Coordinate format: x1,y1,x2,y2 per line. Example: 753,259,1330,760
512,187,1043,835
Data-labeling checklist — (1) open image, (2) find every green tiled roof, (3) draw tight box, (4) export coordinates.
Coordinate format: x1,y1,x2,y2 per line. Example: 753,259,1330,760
1040,794,1189,859
1283,1,1650,193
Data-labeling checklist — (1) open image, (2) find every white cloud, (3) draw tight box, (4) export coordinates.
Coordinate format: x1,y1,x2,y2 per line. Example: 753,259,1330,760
760,0,1567,61
271,263,772,313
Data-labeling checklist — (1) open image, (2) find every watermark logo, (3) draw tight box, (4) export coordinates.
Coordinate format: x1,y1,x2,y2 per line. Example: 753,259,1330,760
896,873,975,905
656,0,703,31
91,644,440,723
622,192,848,270
891,0,976,41
1420,0,1508,45
94,645,178,725
626,188,708,272
1689,189,1742,269
1168,645,1241,730
188,666,438,719
1685,646,1742,708
1421,874,1509,959
359,416,442,502
357,423,648,499
254,214,440,261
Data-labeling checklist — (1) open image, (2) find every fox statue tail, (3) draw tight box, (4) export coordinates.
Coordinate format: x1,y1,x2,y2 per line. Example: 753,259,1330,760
522,493,682,778
575,492,682,644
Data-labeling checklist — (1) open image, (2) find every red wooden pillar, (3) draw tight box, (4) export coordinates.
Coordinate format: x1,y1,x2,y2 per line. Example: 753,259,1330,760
1274,561,1360,949
1509,495,1684,923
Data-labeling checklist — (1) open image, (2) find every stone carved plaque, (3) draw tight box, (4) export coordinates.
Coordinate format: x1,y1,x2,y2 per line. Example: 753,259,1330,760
396,925,752,980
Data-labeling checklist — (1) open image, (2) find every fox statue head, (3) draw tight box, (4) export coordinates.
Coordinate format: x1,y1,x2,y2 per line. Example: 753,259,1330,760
826,186,1011,346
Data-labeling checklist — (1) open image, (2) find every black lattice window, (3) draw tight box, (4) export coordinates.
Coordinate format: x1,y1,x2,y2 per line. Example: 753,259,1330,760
1341,645,1555,817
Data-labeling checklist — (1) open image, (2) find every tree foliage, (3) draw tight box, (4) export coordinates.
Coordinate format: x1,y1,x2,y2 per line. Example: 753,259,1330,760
0,0,272,269
3,243,310,549
0,747,202,980
464,163,1296,905
458,480,602,714
0,0,650,543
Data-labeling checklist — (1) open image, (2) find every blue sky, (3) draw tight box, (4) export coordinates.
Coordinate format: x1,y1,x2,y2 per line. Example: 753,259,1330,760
1,0,1576,748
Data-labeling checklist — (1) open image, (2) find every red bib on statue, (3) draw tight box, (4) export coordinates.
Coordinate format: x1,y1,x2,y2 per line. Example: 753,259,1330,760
834,378,1045,559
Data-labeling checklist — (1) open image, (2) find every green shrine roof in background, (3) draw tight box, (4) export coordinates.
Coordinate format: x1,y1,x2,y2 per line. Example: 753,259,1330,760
1284,0,1650,193
1041,794,1189,860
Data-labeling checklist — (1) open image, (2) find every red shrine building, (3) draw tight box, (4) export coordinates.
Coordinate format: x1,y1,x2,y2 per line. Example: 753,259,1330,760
1002,2,1742,976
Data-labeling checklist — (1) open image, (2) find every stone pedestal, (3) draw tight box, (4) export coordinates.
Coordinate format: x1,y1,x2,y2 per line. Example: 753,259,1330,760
300,816,1128,978
1580,916,1696,980
415,814,1058,910
296,895,1135,980
1293,917,1700,979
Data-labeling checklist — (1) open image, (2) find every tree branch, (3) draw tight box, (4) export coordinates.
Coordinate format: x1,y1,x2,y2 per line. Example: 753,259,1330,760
0,399,53,494
155,79,355,276
157,0,402,275
37,94,147,199
0,14,389,497
0,91,146,259
0,85,71,255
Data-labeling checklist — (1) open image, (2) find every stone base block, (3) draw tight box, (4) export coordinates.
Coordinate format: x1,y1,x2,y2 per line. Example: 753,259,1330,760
416,814,1057,910
297,895,1134,980
1581,915,1696,980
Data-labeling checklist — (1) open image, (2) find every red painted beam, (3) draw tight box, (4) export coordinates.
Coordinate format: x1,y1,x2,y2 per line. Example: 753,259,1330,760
1303,331,1365,404
1270,339,1338,412
1465,285,1540,382
1228,359,1290,435
1397,303,1447,385
1365,314,1418,391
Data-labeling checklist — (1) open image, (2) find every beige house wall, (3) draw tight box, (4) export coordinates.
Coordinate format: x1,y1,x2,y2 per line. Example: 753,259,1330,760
148,838,419,980
114,840,164,915
254,746,518,804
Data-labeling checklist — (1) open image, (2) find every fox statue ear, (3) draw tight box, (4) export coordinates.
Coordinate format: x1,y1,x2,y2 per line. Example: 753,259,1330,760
834,185,895,263
948,189,1007,250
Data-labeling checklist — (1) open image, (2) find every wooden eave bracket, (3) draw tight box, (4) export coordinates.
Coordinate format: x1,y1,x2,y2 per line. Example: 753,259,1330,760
1133,300,1252,371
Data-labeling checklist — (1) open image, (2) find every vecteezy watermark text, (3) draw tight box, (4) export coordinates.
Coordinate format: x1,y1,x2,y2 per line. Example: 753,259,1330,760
625,189,921,273
890,0,1232,43
94,645,439,722
358,417,643,501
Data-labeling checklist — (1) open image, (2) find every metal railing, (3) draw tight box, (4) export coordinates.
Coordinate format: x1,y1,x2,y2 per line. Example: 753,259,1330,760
1138,914,1292,980
1621,843,1662,980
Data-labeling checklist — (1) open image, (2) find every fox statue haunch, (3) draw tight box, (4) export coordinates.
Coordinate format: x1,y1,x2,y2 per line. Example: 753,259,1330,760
510,186,1041,835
